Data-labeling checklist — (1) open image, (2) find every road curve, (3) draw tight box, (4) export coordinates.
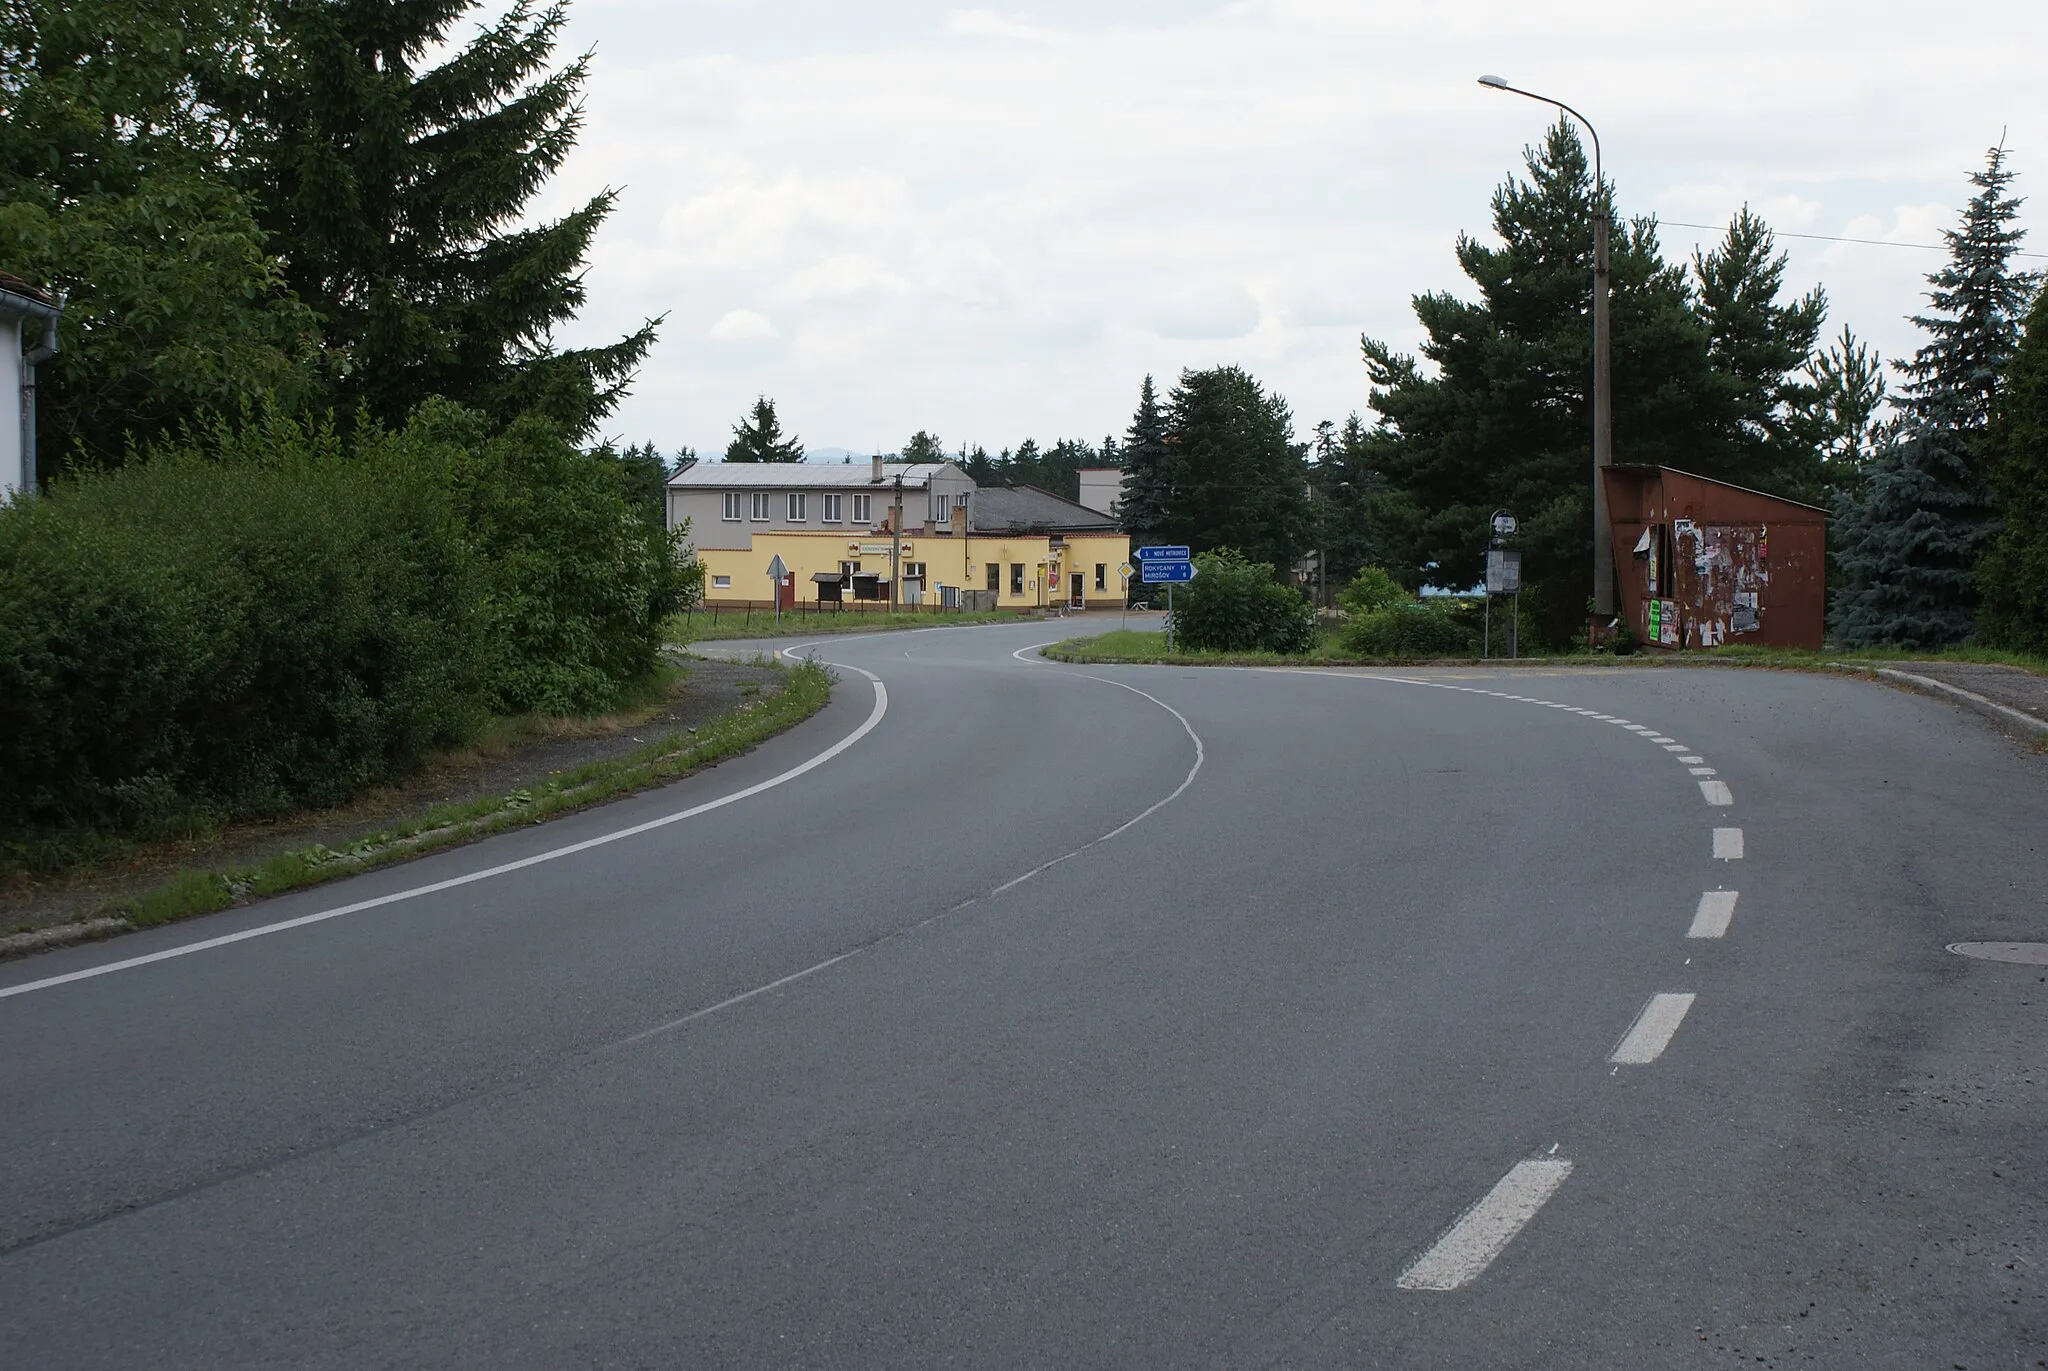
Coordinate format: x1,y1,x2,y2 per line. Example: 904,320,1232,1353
1,621,2043,1368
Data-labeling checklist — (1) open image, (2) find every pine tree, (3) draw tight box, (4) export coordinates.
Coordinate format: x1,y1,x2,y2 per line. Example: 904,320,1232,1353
1118,374,1172,543
1976,291,2048,651
1312,413,1384,588
214,0,658,436
1361,122,1826,642
901,431,946,464
724,397,804,462
1832,143,2038,647
1791,325,1890,496
1690,207,1829,500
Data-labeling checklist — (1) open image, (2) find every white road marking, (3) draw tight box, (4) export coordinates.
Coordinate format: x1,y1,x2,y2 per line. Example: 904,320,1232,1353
1699,780,1734,806
1662,744,1690,752
617,948,867,1046
1678,755,1704,764
1012,640,1062,662
1611,992,1696,1064
1646,735,1676,743
1689,767,1718,776
1689,891,1740,939
1714,827,1745,860
988,675,1204,895
0,669,895,1003
1397,1158,1576,1292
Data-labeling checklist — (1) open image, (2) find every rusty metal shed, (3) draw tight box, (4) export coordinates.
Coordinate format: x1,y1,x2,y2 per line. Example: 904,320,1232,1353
1602,465,1827,651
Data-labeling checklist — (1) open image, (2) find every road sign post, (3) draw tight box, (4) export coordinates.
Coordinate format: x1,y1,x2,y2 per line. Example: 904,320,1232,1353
1118,562,1135,629
765,553,789,628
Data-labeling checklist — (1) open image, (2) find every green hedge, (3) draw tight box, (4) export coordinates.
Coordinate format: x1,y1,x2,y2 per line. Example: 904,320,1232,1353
0,403,691,864
1342,599,1478,658
1171,548,1317,654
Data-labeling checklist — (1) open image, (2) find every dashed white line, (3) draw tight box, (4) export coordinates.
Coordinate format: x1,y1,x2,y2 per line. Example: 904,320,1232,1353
1662,744,1690,752
1646,735,1676,743
1678,755,1705,764
1611,992,1697,1064
1689,766,1718,776
1699,780,1734,806
1397,1158,1575,1292
1713,827,1745,860
1689,891,1740,939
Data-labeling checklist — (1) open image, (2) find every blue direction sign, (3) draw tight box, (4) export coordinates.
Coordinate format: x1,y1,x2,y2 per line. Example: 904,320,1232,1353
1140,560,1195,584
1132,545,1191,562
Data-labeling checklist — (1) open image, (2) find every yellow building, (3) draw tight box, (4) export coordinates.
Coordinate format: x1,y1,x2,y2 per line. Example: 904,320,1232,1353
697,527,1131,611
686,478,1131,611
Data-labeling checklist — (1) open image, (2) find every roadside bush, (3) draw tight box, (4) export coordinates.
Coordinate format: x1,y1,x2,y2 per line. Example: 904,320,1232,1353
0,410,486,853
422,404,694,714
1338,565,1408,616
1171,548,1318,654
1342,598,1477,658
0,402,695,863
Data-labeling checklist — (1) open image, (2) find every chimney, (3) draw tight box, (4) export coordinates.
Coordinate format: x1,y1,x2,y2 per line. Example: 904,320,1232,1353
871,454,884,483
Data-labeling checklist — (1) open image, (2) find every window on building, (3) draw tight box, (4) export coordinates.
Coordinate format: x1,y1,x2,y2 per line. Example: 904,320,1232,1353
711,574,731,589
1095,563,1107,591
930,493,948,524
903,562,926,581
956,493,970,511
985,563,1000,593
788,491,807,522
852,494,872,524
721,492,742,522
1010,563,1025,596
750,491,771,521
822,493,843,523
839,560,861,585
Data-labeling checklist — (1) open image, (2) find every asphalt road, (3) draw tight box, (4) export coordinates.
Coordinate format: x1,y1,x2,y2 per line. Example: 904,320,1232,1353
2,621,2044,1368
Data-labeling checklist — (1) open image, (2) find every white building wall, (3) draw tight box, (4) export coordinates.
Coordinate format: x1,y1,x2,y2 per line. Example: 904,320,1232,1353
0,316,23,501
1076,467,1127,518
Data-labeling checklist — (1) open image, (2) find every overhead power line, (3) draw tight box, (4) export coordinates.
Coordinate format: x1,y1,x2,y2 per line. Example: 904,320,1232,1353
1659,219,2047,259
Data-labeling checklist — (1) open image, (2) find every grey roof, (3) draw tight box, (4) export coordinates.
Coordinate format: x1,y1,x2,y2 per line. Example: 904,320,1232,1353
969,485,1120,534
667,461,954,489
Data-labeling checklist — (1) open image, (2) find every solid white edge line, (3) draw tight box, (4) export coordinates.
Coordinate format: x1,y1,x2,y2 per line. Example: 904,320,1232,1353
1689,891,1740,939
1397,1158,1575,1291
0,669,893,1003
1610,991,1697,1064
1699,779,1735,806
1713,827,1745,860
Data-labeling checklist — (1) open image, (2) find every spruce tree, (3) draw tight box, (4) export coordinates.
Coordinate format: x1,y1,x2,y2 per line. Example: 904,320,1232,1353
214,0,657,435
1791,325,1890,497
1118,374,1172,544
1832,144,2037,647
1976,291,2048,652
1158,366,1310,575
724,397,804,462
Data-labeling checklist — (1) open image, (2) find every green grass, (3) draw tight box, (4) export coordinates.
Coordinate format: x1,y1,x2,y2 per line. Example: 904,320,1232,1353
84,661,836,936
667,607,1019,644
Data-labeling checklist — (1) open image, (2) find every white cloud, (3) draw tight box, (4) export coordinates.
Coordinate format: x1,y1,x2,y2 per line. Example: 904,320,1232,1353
547,1,2047,451
707,309,778,343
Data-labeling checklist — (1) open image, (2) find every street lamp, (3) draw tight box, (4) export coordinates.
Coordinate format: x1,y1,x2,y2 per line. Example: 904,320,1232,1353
1477,75,1614,619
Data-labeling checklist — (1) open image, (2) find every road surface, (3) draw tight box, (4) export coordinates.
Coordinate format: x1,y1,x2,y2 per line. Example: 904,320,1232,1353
2,621,2044,1367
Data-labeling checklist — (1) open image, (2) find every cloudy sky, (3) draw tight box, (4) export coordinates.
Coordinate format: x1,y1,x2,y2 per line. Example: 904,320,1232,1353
530,1,2047,459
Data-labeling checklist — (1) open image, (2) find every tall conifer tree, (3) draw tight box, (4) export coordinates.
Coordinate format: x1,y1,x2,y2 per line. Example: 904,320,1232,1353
1832,144,2037,648
1977,292,2048,651
215,0,657,435
724,397,804,462
1118,374,1172,544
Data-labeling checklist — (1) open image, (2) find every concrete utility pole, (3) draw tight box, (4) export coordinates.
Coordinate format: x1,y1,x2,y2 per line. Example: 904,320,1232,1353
1478,76,1614,618
889,470,905,613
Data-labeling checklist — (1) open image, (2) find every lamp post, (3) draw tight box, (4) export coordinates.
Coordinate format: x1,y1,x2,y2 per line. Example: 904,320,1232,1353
1477,75,1614,620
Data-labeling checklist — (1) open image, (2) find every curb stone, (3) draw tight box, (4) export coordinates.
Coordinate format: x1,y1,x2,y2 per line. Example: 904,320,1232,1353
1860,666,2048,741
0,917,133,961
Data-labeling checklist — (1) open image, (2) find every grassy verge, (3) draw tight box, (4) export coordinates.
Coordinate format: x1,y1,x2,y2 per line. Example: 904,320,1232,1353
668,607,1019,644
22,661,834,943
1045,629,2048,676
